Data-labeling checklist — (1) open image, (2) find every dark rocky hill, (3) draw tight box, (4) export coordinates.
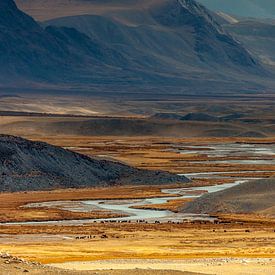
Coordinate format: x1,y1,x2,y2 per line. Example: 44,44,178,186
0,135,189,192
181,179,275,216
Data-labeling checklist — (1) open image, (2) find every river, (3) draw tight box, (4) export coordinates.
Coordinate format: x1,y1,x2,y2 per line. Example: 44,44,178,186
4,142,275,225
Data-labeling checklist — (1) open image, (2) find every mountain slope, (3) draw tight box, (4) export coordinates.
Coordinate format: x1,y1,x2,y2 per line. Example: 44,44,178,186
182,179,275,216
0,0,131,84
16,0,259,69
0,0,267,91
0,135,189,192
224,20,275,67
43,1,263,76
198,0,275,19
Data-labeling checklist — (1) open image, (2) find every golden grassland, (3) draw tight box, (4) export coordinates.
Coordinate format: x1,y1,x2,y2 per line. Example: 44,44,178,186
0,185,179,223
0,182,274,266
0,218,274,264
0,134,274,270
131,198,194,212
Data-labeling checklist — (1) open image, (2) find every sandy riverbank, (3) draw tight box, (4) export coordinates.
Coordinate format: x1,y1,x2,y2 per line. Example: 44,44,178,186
50,258,275,275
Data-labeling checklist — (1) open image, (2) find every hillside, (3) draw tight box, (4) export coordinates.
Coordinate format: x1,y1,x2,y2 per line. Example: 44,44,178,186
224,20,275,67
182,179,275,216
0,0,131,85
0,135,189,192
2,0,268,92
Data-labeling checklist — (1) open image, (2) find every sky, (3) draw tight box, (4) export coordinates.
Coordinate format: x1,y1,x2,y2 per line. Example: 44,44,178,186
198,0,275,19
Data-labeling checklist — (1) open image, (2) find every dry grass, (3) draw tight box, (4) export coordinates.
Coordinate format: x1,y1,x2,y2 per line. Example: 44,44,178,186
0,218,274,264
0,133,274,268
132,198,195,212
0,185,178,223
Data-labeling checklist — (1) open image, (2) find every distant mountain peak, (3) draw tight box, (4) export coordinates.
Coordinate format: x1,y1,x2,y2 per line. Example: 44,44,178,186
178,0,222,27
179,0,209,15
151,0,222,30
0,0,38,29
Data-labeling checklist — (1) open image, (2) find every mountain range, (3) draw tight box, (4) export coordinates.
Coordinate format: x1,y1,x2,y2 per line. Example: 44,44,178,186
0,0,272,92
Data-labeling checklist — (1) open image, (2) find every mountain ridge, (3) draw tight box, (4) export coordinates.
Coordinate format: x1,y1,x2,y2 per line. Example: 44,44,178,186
0,0,269,92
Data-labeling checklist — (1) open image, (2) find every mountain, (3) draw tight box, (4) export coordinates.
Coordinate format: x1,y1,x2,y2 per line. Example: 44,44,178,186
197,0,275,19
224,20,275,67
44,5,259,71
0,0,267,92
0,0,131,84
0,135,189,192
182,179,275,216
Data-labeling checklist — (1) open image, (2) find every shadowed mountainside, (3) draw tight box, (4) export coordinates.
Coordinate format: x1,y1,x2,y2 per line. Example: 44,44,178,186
0,135,189,192
43,0,259,71
1,0,268,92
182,179,275,216
224,20,275,67
0,0,130,84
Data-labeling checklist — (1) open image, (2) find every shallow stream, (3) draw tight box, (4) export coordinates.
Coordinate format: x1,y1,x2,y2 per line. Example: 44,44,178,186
4,142,275,225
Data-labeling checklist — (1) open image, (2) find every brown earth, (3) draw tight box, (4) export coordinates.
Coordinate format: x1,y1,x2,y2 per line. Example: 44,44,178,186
132,198,195,212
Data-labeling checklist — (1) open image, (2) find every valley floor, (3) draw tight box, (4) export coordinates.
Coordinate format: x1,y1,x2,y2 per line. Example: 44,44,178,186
0,125,274,274
0,216,274,274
